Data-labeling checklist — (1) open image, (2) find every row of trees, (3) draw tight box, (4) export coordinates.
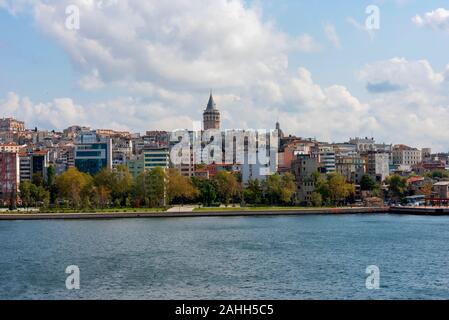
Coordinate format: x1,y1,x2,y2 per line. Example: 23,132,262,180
19,166,298,209
22,164,436,209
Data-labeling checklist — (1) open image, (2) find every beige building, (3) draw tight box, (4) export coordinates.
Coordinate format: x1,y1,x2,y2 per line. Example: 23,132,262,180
434,182,449,199
0,118,25,132
0,143,21,153
336,155,366,184
392,145,422,166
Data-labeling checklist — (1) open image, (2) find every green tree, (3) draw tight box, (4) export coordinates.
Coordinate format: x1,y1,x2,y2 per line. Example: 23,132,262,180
386,175,407,200
192,177,217,206
46,165,57,204
311,192,323,207
280,173,296,204
214,171,239,206
94,165,132,206
264,174,282,205
132,167,166,208
360,174,377,191
431,170,449,179
46,165,56,186
56,168,93,208
19,181,34,208
166,169,198,204
315,173,354,206
327,173,354,205
244,178,263,205
32,173,44,187
19,181,49,208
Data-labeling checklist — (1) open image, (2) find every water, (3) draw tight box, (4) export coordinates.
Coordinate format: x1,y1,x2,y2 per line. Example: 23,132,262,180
1,214,449,299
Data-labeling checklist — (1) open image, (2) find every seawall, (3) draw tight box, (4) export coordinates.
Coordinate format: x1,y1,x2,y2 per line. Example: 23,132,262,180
0,207,388,221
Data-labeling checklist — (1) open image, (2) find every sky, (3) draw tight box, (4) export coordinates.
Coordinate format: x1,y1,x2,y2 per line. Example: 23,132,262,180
1,0,449,151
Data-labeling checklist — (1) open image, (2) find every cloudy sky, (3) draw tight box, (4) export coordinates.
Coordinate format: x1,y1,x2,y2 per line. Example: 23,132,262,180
1,0,449,151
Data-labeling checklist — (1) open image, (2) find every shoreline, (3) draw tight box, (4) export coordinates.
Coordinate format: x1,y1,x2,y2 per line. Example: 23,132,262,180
0,207,388,221
3,206,449,220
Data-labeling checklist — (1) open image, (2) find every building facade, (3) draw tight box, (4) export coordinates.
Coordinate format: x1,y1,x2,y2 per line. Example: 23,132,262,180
74,133,112,175
292,154,319,204
127,149,170,177
367,152,390,183
392,145,422,166
336,155,366,184
0,143,21,153
0,152,20,205
0,118,25,132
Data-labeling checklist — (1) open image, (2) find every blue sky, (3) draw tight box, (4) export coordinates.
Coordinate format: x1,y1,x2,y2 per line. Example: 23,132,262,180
1,0,449,150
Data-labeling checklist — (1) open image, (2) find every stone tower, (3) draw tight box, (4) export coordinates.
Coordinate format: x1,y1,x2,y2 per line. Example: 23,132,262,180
202,92,220,130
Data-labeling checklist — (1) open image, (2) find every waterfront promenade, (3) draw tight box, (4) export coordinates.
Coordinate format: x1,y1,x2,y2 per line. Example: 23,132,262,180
0,207,387,220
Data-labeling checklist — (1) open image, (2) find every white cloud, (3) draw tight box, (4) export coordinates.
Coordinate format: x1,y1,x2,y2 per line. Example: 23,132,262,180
27,0,320,92
2,1,449,151
324,23,341,49
346,17,376,39
78,69,104,91
0,92,196,132
358,57,444,90
413,8,449,32
358,58,449,150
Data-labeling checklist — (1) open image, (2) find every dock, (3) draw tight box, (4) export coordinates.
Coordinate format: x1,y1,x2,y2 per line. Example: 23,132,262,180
390,206,449,216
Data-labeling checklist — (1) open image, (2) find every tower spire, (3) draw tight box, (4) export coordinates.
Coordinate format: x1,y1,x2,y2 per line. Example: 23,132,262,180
206,91,216,110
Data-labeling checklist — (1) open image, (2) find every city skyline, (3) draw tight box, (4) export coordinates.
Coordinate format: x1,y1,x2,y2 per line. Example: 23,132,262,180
2,1,449,152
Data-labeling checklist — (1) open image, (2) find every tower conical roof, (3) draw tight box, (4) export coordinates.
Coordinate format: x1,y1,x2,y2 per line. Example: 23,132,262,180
206,93,216,111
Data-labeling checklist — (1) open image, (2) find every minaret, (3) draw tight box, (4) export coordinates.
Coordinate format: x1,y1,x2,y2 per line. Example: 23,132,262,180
275,121,284,139
203,92,221,130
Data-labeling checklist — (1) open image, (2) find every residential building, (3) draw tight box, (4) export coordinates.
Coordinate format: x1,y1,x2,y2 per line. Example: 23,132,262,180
367,152,390,183
278,139,314,172
143,149,170,171
19,153,31,182
392,145,422,166
0,152,20,205
332,143,357,156
292,154,319,204
0,143,21,153
313,145,336,173
127,149,170,177
127,157,144,178
31,150,49,179
422,148,432,161
336,154,366,184
434,181,449,199
349,137,376,152
112,137,133,169
0,118,25,132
